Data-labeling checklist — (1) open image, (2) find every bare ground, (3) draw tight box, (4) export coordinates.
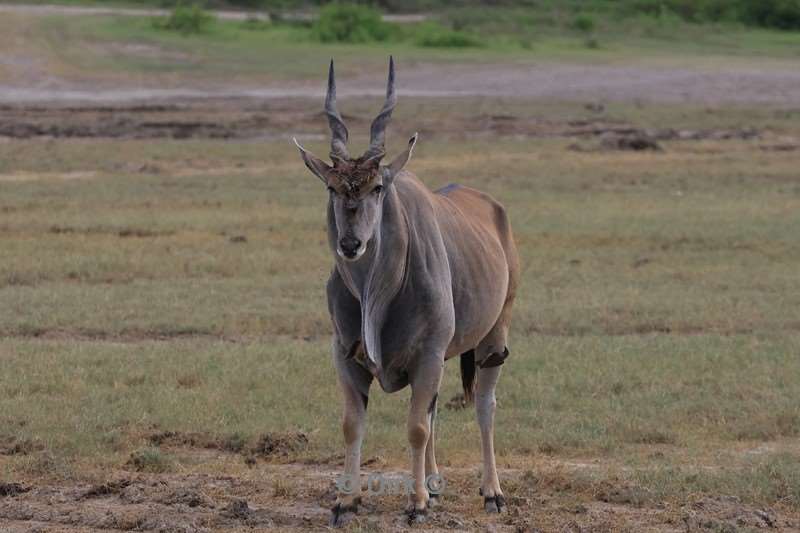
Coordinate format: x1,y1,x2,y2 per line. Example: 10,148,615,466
3,448,799,532
0,99,783,144
0,3,427,23
2,62,800,105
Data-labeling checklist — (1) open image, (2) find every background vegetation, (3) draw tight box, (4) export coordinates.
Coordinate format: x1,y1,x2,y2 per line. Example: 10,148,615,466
3,0,800,30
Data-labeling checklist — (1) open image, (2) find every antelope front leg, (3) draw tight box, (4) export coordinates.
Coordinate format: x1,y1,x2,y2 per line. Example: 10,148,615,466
425,393,441,507
476,365,505,513
330,355,371,527
406,358,443,523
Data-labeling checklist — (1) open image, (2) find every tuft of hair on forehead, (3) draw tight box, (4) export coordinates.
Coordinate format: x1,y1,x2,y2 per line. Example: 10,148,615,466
329,157,381,194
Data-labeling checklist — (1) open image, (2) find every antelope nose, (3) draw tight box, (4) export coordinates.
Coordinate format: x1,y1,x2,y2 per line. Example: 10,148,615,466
339,236,362,257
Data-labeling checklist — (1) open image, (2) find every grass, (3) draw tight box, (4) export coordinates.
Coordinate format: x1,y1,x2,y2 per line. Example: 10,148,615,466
1,9,798,88
0,6,799,524
0,103,799,512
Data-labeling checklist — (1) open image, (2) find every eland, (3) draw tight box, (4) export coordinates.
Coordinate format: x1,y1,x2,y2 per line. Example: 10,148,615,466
293,57,519,526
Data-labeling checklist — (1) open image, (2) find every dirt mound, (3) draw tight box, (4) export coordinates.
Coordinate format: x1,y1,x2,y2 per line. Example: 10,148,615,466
684,496,782,531
148,430,221,449
445,392,469,410
159,487,215,508
0,436,44,456
0,483,30,497
220,498,251,519
146,429,308,460
600,132,662,151
80,479,132,499
251,432,309,458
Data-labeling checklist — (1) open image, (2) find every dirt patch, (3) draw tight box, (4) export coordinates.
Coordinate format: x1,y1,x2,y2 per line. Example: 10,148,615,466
596,483,652,507
0,101,770,142
159,487,216,508
568,126,761,152
251,432,309,458
0,483,30,498
684,496,782,531
760,143,800,152
0,460,798,532
0,436,45,456
1,327,244,343
2,55,800,105
147,429,309,459
445,392,469,410
600,132,662,151
49,225,175,238
80,479,132,500
0,102,286,140
148,430,223,450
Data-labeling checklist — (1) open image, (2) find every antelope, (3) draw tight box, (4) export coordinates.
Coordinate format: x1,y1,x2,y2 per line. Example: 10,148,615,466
293,58,519,526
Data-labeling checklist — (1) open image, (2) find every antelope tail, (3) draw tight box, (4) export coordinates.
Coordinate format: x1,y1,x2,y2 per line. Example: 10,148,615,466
460,349,476,404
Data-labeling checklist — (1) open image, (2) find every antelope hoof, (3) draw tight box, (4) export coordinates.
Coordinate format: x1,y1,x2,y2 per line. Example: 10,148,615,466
428,494,441,508
483,494,506,514
406,507,427,525
329,499,359,528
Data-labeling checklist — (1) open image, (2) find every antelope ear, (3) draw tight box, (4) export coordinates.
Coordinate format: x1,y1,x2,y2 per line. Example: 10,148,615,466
293,138,332,184
384,133,418,182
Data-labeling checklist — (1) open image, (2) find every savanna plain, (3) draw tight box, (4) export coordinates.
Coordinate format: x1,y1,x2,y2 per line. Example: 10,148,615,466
1,4,800,532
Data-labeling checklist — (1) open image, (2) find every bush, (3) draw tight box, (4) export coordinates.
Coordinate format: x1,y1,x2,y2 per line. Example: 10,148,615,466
415,21,484,48
573,13,596,34
312,3,392,43
153,3,215,35
619,0,800,30
739,0,800,30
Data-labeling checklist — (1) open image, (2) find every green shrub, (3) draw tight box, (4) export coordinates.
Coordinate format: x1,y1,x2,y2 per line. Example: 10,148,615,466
739,0,800,30
573,13,596,33
312,3,392,43
619,0,800,30
414,21,484,48
153,3,215,35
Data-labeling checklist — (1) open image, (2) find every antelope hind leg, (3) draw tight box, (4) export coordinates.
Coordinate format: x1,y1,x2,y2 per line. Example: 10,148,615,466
475,364,505,513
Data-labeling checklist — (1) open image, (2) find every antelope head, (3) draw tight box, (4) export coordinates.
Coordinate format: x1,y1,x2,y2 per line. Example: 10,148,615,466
294,57,417,262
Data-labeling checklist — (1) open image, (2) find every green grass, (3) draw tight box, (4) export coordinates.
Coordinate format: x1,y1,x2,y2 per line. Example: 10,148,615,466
0,124,799,485
1,6,800,517
7,9,796,89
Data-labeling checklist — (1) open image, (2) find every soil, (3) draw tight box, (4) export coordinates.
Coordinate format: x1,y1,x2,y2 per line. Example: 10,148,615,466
3,432,798,531
2,453,798,532
1,61,799,106
0,4,426,23
0,100,778,143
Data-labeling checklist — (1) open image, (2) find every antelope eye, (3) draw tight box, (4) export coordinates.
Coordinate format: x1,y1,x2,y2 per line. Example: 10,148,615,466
372,185,384,195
